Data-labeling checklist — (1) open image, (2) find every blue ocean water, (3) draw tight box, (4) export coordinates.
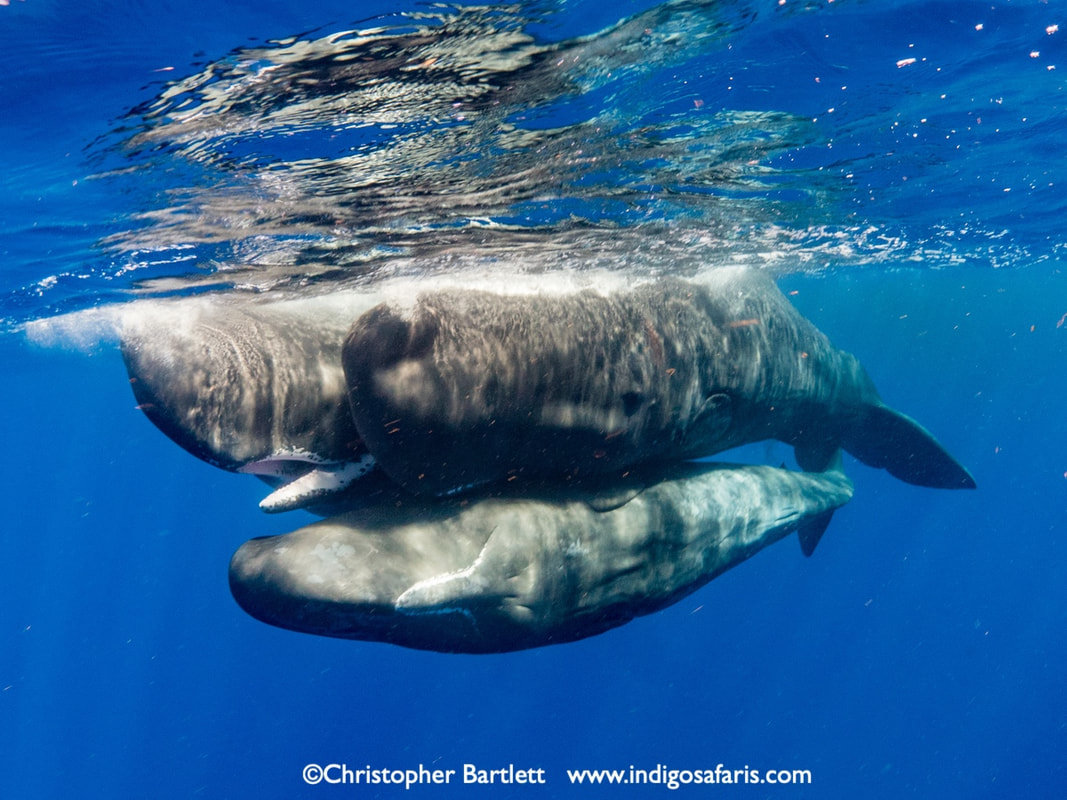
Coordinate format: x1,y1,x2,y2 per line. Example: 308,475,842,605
2,1,1065,798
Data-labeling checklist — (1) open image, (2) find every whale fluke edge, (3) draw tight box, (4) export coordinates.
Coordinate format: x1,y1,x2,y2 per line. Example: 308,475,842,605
846,404,976,490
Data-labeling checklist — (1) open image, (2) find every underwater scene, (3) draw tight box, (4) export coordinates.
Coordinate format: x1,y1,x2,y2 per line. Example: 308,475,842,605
2,0,1065,797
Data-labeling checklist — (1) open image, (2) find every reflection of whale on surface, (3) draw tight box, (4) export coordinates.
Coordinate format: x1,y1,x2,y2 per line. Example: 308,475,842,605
229,459,854,653
345,268,975,496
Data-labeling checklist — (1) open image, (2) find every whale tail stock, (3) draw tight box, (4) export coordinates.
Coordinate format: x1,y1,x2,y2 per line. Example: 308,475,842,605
794,403,976,491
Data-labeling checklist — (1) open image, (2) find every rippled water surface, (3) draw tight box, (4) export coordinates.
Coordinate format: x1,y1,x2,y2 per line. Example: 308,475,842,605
3,2,1066,798
5,0,1067,324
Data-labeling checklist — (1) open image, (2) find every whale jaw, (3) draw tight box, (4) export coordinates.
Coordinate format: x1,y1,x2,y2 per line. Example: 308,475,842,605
239,453,379,513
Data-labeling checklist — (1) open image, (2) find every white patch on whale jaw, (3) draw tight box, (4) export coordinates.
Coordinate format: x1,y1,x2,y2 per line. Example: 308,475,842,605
240,453,378,513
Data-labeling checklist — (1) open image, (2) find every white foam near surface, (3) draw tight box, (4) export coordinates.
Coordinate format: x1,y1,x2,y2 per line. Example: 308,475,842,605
21,263,762,352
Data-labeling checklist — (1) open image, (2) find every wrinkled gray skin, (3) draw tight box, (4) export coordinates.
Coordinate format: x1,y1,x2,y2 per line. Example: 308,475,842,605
119,268,973,514
229,460,853,653
119,296,376,512
344,268,975,497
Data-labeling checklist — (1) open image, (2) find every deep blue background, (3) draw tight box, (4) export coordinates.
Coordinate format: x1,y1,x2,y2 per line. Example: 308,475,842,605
3,2,1066,798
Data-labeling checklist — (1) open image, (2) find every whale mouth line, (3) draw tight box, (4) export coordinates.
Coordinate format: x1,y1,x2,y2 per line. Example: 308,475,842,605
238,453,380,513
237,450,335,478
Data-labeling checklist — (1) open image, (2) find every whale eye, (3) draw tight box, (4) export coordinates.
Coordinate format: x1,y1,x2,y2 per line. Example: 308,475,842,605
695,392,732,431
621,391,644,417
704,392,731,411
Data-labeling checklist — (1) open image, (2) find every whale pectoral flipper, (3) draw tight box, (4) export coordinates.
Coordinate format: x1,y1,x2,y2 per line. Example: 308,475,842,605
844,404,976,490
395,566,485,617
797,509,836,557
794,450,846,557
